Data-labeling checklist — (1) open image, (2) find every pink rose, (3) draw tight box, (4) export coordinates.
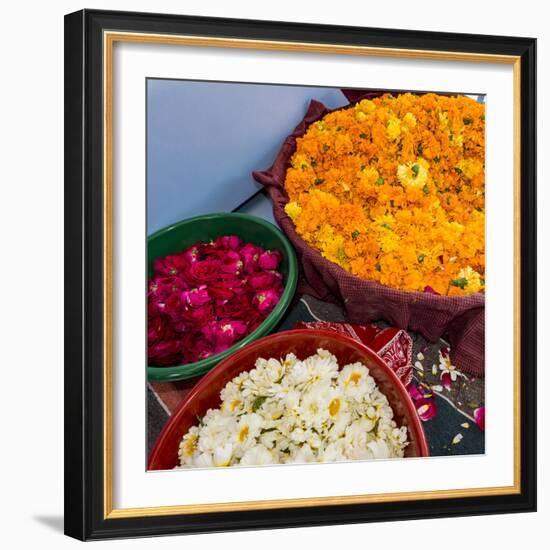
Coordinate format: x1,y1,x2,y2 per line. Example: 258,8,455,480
182,332,213,363
214,294,254,319
240,243,264,273
182,245,201,264
153,254,188,277
252,289,282,315
178,303,215,327
162,293,185,322
147,314,175,345
214,235,242,251
181,285,211,307
221,250,243,275
202,319,248,347
189,258,223,282
208,285,235,301
148,236,285,367
258,250,282,271
247,270,283,290
148,339,182,366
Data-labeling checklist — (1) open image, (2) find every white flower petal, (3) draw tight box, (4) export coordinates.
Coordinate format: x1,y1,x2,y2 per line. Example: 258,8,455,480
452,433,463,445
177,349,409,468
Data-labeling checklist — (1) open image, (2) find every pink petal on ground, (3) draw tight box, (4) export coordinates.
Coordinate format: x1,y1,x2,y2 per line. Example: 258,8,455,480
474,406,485,431
441,371,452,390
408,384,425,401
415,397,437,421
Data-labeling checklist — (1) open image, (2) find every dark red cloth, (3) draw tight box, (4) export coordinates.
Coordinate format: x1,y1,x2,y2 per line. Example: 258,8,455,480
252,98,485,377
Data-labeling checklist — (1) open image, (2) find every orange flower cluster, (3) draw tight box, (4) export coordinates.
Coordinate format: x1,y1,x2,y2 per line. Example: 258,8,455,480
284,92,485,295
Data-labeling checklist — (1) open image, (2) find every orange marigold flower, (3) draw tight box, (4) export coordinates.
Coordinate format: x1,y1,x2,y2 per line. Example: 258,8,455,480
284,92,485,295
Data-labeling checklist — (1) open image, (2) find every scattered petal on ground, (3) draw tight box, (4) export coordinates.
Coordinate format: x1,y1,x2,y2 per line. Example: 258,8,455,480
452,433,463,445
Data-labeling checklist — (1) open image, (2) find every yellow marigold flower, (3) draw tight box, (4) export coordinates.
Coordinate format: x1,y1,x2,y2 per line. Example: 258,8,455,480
451,132,464,148
357,166,380,192
291,154,310,170
285,201,302,222
438,110,449,130
403,112,417,127
397,160,428,189
379,231,400,253
387,116,401,141
374,213,395,229
456,158,483,179
455,266,484,293
356,99,376,114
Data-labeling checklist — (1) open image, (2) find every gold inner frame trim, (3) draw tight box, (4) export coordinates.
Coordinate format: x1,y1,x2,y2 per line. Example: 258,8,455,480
103,30,522,520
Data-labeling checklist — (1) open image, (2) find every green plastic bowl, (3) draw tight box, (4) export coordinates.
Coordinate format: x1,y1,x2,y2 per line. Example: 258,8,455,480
147,213,298,382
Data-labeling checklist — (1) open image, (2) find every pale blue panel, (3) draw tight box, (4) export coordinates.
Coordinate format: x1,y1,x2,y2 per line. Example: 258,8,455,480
147,80,348,234
236,191,276,226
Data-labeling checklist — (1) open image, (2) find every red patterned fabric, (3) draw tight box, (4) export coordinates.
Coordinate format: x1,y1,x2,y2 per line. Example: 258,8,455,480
252,97,485,377
294,321,413,387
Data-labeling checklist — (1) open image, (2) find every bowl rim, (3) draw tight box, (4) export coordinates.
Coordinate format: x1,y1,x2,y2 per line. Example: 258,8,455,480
148,328,429,470
147,212,299,381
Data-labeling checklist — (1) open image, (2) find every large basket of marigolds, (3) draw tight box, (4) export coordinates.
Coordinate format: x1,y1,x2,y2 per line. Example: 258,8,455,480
253,91,485,377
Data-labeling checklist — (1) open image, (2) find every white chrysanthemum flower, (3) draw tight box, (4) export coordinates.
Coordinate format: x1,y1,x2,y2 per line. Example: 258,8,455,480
220,380,246,413
367,438,392,459
192,452,214,468
288,443,317,464
298,383,335,428
212,443,234,467
287,350,338,389
239,444,275,466
338,363,375,400
197,411,235,454
259,428,283,450
327,411,353,441
178,426,199,465
233,413,263,451
320,439,347,462
249,357,285,388
280,388,302,412
177,349,408,468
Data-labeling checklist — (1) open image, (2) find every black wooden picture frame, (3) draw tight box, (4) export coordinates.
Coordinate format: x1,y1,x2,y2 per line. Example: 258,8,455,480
64,9,536,541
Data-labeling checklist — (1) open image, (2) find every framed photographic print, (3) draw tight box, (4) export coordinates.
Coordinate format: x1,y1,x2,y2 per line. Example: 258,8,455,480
64,9,537,541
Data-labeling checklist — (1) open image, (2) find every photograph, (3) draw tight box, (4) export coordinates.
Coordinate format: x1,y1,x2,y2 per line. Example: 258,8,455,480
146,80,486,470
63,9,536,540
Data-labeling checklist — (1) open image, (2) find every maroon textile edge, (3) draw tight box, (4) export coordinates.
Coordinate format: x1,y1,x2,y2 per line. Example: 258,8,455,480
252,94,485,377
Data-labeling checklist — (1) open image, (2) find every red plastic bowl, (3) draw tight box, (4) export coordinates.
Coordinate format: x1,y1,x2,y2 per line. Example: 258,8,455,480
148,329,429,470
